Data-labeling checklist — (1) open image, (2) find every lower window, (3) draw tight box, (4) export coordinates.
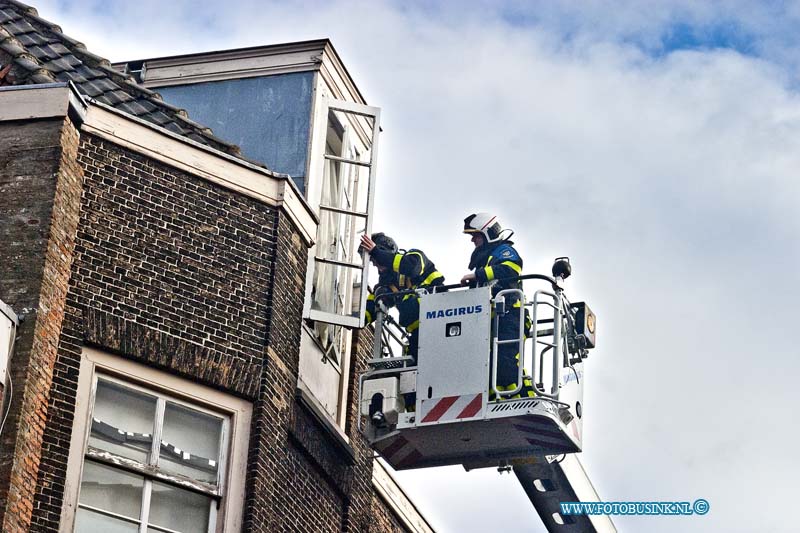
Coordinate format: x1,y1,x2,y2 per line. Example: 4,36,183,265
67,349,251,533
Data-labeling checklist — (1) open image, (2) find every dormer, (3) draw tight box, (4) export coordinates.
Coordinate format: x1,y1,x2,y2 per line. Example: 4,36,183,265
115,40,380,429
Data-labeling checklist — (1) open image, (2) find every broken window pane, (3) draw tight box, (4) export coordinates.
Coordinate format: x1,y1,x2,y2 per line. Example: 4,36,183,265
89,379,157,463
159,402,223,484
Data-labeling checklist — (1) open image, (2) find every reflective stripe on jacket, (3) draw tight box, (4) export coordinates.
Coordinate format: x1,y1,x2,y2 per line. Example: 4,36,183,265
366,247,444,330
473,243,523,294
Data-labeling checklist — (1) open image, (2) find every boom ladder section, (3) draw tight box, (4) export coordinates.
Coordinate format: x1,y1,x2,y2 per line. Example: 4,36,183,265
514,455,616,533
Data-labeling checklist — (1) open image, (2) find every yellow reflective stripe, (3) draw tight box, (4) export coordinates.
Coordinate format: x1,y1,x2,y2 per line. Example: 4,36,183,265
402,293,414,301
501,260,522,274
367,293,375,301
407,251,425,272
513,300,522,308
523,377,536,397
421,270,443,286
392,253,403,272
483,255,495,280
406,320,420,332
399,250,425,278
365,310,373,323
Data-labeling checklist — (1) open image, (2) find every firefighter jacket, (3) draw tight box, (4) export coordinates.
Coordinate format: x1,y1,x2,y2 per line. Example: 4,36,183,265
365,248,445,332
468,240,523,294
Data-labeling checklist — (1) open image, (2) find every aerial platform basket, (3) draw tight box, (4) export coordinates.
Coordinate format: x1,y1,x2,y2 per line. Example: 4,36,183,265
359,270,596,472
370,395,581,471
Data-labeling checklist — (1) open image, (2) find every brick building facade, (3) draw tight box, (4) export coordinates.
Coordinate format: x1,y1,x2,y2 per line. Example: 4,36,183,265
0,1,433,532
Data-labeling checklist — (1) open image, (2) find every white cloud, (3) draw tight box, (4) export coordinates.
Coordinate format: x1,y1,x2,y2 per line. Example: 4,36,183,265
29,1,800,530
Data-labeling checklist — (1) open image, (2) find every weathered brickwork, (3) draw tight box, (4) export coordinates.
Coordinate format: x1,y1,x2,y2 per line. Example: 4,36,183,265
72,136,277,391
371,493,409,533
343,328,381,532
239,214,400,533
30,132,279,531
3,118,420,532
0,117,84,533
242,211,336,531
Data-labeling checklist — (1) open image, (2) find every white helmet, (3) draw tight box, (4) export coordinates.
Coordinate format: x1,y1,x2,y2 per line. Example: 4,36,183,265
463,212,511,244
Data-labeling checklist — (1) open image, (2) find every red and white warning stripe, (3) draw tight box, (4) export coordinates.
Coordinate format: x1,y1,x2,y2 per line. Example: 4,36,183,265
420,393,483,424
377,435,423,469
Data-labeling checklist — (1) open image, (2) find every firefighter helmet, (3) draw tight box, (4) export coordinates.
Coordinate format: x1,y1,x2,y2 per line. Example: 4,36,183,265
370,232,398,254
463,213,506,244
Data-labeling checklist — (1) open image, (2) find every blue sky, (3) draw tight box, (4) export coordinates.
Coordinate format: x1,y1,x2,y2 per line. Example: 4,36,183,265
28,1,800,531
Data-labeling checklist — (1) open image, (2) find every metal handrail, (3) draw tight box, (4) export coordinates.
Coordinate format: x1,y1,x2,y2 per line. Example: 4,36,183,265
359,302,413,435
529,288,567,400
369,272,570,403
490,288,527,399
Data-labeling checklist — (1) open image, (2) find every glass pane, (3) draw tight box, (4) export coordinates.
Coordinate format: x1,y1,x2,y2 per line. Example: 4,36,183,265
148,481,211,533
159,402,223,484
75,507,139,533
89,379,157,463
78,461,143,519
312,106,375,326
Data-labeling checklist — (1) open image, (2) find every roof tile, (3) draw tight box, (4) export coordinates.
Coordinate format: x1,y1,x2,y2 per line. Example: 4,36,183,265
146,110,172,125
28,43,64,60
79,79,107,97
99,89,133,105
0,0,243,158
4,18,33,34
163,122,187,135
74,63,105,80
17,32,45,46
118,100,150,116
0,36,25,56
42,55,80,73
0,8,17,23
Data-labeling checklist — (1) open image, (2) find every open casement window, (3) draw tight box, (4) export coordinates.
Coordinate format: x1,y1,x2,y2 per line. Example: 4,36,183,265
299,97,379,427
306,98,380,333
74,375,229,533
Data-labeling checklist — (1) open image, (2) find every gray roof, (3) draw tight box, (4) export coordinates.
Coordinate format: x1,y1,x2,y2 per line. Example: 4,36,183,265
0,0,242,157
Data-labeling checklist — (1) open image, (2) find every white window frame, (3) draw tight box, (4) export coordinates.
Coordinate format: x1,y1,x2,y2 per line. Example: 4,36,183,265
297,93,380,428
61,347,252,533
0,299,17,391
303,96,381,330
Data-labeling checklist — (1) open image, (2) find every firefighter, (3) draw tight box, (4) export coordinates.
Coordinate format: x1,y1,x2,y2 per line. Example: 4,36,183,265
361,232,445,363
460,213,535,399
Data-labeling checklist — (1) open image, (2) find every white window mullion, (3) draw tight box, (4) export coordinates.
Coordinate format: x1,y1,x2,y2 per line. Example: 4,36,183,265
207,501,218,533
139,479,153,533
140,397,163,531
217,418,230,491
151,397,166,468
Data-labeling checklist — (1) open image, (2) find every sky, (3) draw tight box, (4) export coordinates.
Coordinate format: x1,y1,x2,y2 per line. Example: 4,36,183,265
28,0,800,531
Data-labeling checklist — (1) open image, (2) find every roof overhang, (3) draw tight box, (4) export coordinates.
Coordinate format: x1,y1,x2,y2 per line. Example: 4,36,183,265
0,83,318,245
112,39,367,105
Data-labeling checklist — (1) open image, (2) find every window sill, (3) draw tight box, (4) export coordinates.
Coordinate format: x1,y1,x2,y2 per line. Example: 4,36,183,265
295,382,355,463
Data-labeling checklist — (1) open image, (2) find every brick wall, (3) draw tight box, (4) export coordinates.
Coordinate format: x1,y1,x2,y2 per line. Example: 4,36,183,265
30,133,280,531
241,210,349,532
240,214,405,533
343,328,381,532
2,119,419,532
371,493,409,533
0,117,84,533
